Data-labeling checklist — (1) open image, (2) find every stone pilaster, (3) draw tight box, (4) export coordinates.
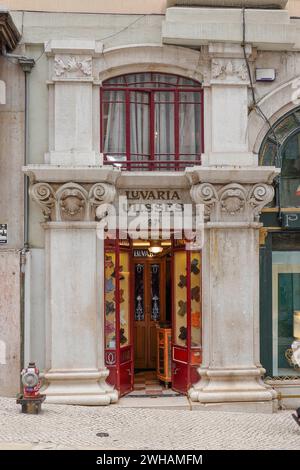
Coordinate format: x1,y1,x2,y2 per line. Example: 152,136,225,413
45,40,101,166
28,174,118,405
187,167,279,412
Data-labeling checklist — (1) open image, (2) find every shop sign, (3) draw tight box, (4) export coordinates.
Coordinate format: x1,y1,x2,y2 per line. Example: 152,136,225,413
0,224,7,244
282,213,300,229
125,190,181,201
133,249,154,258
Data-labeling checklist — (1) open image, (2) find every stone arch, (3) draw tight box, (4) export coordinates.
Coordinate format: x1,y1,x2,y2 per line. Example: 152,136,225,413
96,44,206,84
249,79,300,155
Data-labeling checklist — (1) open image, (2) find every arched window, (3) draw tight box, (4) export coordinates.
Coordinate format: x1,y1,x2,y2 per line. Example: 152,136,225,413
260,108,300,207
101,72,203,171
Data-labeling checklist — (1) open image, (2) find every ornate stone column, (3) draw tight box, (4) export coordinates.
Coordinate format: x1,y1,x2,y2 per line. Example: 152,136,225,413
28,178,118,405
188,167,279,412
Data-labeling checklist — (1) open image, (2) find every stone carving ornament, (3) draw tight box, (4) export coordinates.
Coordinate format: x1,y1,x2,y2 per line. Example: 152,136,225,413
211,59,248,81
54,55,92,77
30,181,116,222
190,182,274,223
56,183,88,221
29,183,55,221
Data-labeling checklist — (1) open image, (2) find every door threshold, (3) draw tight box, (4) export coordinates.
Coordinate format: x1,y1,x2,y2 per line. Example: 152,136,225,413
126,392,182,398
115,395,191,410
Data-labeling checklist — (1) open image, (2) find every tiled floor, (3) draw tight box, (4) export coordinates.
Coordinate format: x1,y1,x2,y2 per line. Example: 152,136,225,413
127,370,180,397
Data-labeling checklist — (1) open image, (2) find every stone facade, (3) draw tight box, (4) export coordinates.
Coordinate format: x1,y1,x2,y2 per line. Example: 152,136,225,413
0,1,300,409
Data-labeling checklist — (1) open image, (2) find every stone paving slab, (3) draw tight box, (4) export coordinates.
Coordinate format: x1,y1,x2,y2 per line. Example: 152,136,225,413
0,397,299,450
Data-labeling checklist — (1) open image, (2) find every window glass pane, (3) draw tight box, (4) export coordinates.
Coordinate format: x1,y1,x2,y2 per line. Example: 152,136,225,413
179,102,201,155
179,91,201,103
155,97,175,156
130,91,150,161
178,76,201,87
282,131,300,176
103,73,202,89
280,179,300,208
126,73,151,87
272,251,300,376
294,110,300,123
154,91,174,103
259,139,278,166
103,76,126,86
152,73,178,86
274,114,297,142
103,91,126,154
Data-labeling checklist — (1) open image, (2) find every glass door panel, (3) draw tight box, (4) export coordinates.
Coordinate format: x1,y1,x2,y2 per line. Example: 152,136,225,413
272,251,300,376
150,263,160,322
104,238,133,396
133,262,147,369
172,243,202,393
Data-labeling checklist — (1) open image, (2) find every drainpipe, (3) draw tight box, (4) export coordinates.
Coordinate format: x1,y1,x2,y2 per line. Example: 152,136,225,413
19,58,35,250
2,47,35,249
19,58,35,374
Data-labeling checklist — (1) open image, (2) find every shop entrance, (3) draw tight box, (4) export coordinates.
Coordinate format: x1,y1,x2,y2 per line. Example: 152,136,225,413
104,237,202,397
133,257,167,370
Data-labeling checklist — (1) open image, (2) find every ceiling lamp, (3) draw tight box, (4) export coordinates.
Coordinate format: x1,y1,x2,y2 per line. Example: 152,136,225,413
148,241,163,255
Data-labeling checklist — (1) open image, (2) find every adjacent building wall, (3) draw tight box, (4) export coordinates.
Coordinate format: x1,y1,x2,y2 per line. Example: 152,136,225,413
0,53,24,396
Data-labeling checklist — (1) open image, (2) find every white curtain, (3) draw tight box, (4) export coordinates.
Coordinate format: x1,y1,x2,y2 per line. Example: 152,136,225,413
130,90,150,168
154,91,174,165
179,92,200,161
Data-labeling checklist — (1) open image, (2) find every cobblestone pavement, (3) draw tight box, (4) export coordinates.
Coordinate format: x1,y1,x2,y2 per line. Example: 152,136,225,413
0,397,299,450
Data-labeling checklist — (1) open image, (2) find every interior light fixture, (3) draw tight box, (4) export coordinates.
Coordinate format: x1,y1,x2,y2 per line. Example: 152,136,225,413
132,241,151,247
148,241,163,254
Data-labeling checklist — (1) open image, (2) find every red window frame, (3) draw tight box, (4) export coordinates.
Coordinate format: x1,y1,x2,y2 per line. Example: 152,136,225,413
100,72,204,171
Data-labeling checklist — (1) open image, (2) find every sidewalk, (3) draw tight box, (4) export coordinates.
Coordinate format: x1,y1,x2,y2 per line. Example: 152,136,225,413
0,397,299,450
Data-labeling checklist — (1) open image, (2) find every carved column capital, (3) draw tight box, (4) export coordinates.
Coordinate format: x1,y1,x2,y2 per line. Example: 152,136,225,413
190,182,274,224
30,181,116,222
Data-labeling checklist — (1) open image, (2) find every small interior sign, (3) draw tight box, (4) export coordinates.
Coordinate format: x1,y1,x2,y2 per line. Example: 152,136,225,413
0,224,7,244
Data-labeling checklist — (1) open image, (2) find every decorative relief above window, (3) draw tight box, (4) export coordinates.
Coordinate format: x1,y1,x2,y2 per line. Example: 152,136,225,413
54,55,92,78
211,59,248,82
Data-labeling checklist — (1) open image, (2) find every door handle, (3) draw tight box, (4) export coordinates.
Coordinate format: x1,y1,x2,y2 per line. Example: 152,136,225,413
126,368,132,376
173,367,179,375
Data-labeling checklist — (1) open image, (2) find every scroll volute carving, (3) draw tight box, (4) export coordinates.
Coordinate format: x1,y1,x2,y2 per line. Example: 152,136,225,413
191,182,275,223
30,181,116,222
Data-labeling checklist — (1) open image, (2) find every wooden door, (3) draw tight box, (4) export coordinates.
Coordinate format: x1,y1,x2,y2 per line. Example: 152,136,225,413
134,258,166,370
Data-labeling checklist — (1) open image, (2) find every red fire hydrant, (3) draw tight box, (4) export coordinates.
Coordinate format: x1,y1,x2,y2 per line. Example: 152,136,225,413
17,362,45,414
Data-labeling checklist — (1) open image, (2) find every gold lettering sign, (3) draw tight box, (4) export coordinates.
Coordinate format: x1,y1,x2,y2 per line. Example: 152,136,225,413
125,190,180,201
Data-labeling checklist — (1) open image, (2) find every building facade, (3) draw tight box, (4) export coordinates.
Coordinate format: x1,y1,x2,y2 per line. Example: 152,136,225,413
1,0,300,411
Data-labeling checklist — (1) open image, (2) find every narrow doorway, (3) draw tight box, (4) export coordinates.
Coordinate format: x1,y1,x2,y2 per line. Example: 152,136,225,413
104,237,202,397
132,247,172,394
